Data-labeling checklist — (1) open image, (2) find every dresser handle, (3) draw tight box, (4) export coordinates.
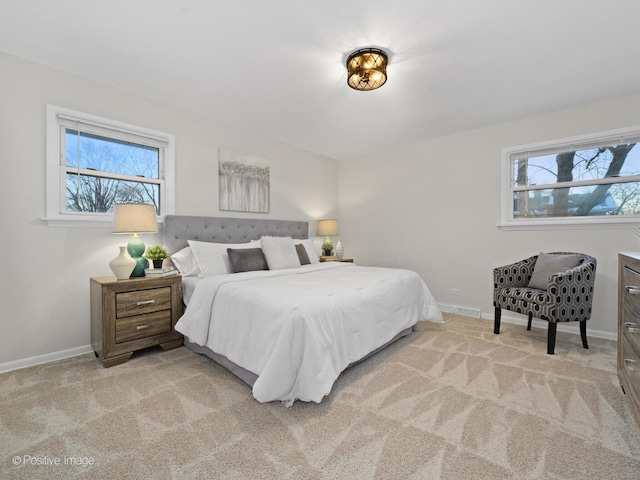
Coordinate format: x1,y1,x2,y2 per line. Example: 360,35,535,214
136,299,155,306
625,358,638,371
136,323,155,330
625,321,640,333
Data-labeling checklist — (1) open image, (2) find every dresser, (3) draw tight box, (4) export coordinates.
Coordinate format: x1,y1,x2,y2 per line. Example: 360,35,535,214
618,253,640,425
91,275,184,367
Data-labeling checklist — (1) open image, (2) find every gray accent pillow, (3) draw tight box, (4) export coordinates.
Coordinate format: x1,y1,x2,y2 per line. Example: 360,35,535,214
296,244,311,265
528,253,582,290
227,248,268,273
295,239,320,264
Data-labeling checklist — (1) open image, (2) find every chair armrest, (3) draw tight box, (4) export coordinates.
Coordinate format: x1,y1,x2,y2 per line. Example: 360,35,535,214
493,255,538,289
546,258,597,307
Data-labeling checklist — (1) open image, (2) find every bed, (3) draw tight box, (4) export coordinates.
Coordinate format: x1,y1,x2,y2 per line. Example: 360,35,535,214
164,215,443,406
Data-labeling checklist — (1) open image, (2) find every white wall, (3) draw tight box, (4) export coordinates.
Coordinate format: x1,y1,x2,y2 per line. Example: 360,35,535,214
0,51,338,369
339,92,640,338
3,46,639,370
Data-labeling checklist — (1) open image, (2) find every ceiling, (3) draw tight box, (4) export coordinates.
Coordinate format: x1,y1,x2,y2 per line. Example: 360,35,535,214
2,1,640,160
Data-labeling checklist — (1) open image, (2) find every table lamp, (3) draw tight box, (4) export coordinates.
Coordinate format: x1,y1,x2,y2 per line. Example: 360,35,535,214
317,219,338,256
112,203,158,277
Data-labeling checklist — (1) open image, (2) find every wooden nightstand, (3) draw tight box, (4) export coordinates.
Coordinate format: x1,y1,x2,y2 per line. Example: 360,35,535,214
90,275,184,367
320,256,354,263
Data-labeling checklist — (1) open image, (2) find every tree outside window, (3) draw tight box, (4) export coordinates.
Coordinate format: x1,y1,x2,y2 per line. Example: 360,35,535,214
503,127,640,226
64,130,161,214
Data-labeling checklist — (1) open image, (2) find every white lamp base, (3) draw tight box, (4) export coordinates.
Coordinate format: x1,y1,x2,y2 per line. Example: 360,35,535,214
109,246,136,280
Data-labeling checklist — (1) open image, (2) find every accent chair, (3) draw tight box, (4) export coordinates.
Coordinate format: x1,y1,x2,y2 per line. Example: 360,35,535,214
493,252,597,354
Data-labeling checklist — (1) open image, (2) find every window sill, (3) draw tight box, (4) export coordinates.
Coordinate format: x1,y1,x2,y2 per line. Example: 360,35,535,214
498,217,640,231
42,215,164,228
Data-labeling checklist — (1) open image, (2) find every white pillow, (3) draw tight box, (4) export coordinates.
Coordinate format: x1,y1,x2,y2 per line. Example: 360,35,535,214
261,236,301,270
294,238,320,264
188,240,257,276
170,247,200,277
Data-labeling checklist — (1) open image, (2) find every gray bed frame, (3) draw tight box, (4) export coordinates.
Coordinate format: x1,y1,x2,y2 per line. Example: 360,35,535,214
163,214,413,393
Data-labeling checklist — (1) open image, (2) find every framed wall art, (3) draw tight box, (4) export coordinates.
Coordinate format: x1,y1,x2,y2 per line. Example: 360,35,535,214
218,147,270,213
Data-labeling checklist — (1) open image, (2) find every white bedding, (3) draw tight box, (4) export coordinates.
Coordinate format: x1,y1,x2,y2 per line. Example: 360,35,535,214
175,262,443,406
181,276,200,305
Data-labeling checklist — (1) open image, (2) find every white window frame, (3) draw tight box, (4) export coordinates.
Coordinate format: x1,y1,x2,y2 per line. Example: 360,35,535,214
44,105,175,227
500,125,640,230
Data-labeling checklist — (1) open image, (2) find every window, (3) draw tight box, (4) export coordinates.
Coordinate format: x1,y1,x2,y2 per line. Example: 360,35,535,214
501,126,640,229
45,105,175,226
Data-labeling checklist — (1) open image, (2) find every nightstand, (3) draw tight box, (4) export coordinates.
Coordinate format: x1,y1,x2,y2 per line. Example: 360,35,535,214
90,275,184,367
320,256,354,263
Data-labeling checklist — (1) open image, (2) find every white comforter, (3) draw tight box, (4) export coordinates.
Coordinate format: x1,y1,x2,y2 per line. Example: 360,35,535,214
175,262,442,406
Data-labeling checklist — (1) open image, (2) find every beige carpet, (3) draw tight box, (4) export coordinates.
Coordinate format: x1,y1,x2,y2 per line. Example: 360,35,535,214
2,313,639,479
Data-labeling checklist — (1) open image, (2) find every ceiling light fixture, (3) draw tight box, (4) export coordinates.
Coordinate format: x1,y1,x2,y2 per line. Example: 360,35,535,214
346,48,388,91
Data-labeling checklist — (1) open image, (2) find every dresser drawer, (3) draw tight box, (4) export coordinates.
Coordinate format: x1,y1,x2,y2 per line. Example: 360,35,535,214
116,287,171,318
622,304,640,356
622,265,640,314
621,335,640,401
115,311,172,343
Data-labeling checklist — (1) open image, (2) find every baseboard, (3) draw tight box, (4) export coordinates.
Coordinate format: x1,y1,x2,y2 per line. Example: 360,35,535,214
0,345,94,374
439,304,481,318
480,312,617,341
0,310,615,374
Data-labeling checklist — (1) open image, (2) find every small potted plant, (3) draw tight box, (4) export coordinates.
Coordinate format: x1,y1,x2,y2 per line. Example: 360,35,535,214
144,245,169,269
322,238,334,257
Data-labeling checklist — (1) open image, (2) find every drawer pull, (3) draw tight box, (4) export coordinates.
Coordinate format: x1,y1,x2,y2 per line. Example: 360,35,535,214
136,323,155,330
136,299,155,306
625,321,640,333
624,358,638,372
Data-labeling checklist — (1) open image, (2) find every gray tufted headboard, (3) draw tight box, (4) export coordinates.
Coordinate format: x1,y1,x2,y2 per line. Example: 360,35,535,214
163,215,309,254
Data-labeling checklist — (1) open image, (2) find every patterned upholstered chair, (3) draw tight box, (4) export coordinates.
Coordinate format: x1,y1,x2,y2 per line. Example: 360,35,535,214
493,252,597,354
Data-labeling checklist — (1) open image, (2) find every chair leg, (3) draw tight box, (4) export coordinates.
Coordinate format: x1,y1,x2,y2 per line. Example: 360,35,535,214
527,312,533,331
547,322,557,355
580,320,589,349
494,307,501,334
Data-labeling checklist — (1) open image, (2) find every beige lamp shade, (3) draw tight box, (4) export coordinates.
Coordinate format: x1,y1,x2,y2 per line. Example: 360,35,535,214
317,219,338,236
112,203,158,234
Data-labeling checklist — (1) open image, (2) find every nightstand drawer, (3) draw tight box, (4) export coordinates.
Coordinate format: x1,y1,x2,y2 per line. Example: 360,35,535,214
116,287,171,318
115,311,172,343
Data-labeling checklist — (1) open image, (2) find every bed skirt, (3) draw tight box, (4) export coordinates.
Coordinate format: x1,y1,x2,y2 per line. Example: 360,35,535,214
182,326,415,389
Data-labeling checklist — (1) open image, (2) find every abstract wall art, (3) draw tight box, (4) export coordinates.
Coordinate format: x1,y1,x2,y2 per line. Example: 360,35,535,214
218,147,270,213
